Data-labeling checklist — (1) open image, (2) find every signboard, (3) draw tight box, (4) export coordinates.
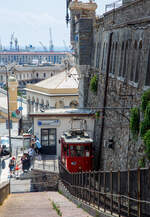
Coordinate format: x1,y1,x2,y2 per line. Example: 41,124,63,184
6,120,12,129
18,106,23,111
38,120,60,126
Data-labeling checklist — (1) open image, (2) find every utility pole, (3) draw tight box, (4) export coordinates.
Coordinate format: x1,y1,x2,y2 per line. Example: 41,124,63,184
0,65,12,157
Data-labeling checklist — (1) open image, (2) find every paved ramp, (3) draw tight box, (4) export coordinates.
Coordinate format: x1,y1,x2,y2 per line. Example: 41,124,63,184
0,192,59,217
0,192,92,217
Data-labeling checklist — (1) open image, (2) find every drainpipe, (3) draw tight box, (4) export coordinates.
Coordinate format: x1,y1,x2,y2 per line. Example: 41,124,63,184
97,32,113,170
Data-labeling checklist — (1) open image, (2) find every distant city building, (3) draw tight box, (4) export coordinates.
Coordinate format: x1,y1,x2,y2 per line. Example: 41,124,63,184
0,51,67,65
0,64,66,89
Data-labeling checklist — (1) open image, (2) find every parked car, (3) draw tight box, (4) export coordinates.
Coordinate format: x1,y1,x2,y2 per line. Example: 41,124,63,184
0,136,10,156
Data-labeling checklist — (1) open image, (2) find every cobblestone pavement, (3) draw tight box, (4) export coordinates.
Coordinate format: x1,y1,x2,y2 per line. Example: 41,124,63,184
0,192,59,217
49,192,92,217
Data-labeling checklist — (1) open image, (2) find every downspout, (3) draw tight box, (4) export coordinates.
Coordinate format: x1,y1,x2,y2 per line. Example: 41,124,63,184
97,32,113,170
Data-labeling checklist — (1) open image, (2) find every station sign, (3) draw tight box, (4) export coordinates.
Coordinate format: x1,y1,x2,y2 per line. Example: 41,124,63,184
38,120,60,126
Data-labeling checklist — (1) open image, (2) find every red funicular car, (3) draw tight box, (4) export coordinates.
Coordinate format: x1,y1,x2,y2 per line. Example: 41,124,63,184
60,129,93,173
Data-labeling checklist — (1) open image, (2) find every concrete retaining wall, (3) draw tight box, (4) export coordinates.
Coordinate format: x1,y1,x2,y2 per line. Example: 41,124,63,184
0,182,10,205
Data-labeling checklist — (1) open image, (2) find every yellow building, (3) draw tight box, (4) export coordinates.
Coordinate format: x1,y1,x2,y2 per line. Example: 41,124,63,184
0,76,18,123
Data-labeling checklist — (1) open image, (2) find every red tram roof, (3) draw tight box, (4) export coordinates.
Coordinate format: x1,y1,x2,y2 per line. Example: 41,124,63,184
61,129,93,144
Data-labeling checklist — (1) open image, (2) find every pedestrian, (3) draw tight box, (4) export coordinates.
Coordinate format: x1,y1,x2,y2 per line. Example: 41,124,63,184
21,153,30,173
9,157,16,177
35,136,42,154
28,147,35,169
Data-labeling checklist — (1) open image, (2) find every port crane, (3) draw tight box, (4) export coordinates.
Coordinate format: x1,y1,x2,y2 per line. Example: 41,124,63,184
10,32,19,51
39,41,47,51
63,40,68,52
10,32,15,50
49,27,54,52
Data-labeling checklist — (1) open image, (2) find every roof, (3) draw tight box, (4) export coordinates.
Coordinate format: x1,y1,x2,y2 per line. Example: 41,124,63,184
61,129,93,144
35,67,78,89
14,65,65,72
29,108,94,117
26,67,79,95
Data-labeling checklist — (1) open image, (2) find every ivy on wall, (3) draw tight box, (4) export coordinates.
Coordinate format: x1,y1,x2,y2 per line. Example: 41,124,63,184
129,89,150,166
90,75,98,94
141,89,150,112
129,107,140,139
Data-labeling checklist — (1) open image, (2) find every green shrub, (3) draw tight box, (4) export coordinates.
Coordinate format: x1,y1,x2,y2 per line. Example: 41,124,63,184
140,118,150,138
138,157,145,168
130,107,140,139
144,102,150,120
90,75,98,94
144,130,150,160
141,89,150,112
95,111,100,120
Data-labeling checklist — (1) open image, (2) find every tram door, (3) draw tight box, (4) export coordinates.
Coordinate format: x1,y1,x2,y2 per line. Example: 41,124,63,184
41,128,57,155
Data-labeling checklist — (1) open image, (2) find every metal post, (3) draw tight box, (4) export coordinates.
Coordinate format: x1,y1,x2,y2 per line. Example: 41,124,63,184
118,169,121,217
128,169,130,216
137,168,141,217
4,66,12,157
104,172,106,212
98,171,101,209
110,170,113,214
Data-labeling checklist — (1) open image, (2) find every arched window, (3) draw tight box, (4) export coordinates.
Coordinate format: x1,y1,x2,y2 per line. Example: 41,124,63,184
55,100,64,108
139,40,142,49
122,41,128,78
101,43,105,70
109,42,114,74
134,41,142,83
112,42,118,74
119,42,124,76
1,75,3,81
145,49,150,86
134,40,138,49
70,100,78,108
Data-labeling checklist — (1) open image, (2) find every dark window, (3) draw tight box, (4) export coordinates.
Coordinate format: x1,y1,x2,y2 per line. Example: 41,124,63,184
41,128,57,155
119,42,124,76
122,42,128,78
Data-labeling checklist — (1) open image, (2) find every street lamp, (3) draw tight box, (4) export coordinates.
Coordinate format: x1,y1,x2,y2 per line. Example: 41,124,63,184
0,65,12,157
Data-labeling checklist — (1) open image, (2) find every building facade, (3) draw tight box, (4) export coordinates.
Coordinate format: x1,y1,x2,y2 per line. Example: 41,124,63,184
25,67,79,114
68,0,150,170
0,64,65,88
0,51,67,65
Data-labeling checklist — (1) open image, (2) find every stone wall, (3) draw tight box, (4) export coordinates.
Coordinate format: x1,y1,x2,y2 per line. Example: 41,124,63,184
69,0,150,170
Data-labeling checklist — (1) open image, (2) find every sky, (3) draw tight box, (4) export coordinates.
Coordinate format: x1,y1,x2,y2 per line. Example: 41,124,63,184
0,0,116,50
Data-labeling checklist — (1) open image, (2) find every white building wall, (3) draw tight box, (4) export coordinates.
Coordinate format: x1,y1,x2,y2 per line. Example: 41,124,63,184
26,91,78,110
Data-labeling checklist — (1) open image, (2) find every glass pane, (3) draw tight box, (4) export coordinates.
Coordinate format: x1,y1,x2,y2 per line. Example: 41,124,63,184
49,135,55,140
50,141,55,146
42,141,48,146
42,129,48,135
50,129,56,134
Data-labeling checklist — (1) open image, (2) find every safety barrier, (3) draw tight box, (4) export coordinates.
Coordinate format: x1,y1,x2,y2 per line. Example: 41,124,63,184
59,161,150,217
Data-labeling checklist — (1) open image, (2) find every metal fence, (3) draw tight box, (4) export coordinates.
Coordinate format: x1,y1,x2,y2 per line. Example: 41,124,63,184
59,162,150,217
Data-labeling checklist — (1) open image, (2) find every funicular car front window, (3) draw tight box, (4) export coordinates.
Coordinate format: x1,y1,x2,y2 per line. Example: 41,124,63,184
70,145,85,157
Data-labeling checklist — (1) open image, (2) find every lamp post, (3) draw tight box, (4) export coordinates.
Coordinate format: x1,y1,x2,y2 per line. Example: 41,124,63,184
0,65,12,156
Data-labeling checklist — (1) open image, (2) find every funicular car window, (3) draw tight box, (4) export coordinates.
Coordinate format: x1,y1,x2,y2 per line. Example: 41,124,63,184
70,145,85,157
63,144,69,156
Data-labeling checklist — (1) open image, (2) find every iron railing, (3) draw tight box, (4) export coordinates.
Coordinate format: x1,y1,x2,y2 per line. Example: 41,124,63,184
59,161,150,217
